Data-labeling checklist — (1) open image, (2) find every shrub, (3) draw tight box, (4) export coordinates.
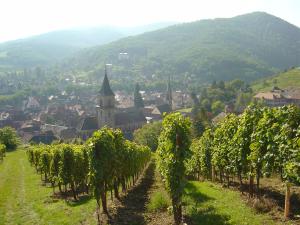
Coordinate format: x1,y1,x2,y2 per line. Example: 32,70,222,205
0,126,19,150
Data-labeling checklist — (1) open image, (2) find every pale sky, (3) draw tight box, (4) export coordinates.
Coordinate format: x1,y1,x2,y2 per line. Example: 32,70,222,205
0,0,299,42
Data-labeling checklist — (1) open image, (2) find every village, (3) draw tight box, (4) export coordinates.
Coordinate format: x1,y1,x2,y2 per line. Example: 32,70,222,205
0,69,194,143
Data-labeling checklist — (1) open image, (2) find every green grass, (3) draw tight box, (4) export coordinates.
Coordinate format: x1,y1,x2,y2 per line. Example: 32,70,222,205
146,191,170,212
184,181,283,225
0,149,97,225
252,68,300,92
176,108,192,113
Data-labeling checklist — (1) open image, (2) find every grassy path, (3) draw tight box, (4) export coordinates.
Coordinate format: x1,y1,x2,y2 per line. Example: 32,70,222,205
0,149,97,225
184,182,282,225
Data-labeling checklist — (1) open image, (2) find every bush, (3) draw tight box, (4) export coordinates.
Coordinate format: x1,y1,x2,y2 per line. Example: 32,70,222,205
133,122,162,151
0,127,19,150
147,191,170,212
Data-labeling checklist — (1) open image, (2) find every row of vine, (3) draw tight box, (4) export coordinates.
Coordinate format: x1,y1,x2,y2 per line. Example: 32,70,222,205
188,105,300,218
27,126,152,222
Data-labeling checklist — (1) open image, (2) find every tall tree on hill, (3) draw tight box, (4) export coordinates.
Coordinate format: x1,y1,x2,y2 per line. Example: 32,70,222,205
134,83,144,108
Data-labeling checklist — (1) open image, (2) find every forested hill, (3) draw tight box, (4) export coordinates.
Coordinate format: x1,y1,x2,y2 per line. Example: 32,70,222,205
65,12,300,85
0,22,175,69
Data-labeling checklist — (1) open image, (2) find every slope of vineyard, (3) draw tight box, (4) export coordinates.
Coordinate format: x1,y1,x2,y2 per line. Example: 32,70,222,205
252,67,300,91
0,148,281,225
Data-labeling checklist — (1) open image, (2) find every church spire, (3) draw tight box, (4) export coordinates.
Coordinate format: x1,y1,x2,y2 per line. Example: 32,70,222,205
166,75,172,107
99,65,114,96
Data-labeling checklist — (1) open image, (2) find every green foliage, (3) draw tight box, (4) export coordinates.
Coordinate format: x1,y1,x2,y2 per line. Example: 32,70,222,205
87,126,151,213
27,126,152,217
211,100,225,115
189,105,300,190
212,114,239,184
0,127,18,150
235,92,253,112
187,129,213,179
88,127,115,207
133,121,162,151
27,143,90,200
157,112,191,224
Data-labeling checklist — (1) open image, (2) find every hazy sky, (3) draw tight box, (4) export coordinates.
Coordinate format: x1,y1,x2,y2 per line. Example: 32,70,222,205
0,0,299,42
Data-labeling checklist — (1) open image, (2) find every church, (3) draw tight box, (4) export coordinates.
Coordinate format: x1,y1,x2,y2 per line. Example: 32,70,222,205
79,68,147,139
78,67,174,140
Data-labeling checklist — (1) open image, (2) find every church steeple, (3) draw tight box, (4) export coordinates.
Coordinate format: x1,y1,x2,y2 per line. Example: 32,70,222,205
166,75,172,108
97,65,115,128
99,66,114,96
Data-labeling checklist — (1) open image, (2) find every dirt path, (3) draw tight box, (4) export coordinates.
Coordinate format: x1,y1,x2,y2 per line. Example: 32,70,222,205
103,159,173,225
107,161,155,225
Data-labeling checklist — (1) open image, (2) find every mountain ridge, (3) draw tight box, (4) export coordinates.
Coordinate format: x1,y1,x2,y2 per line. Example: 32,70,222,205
64,12,300,86
0,22,176,68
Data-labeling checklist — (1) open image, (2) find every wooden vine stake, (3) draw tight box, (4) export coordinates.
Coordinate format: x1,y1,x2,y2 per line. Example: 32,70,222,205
284,182,291,219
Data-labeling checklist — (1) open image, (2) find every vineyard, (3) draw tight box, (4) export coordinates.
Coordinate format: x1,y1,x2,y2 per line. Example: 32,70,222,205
26,126,151,223
187,105,300,219
1,106,300,224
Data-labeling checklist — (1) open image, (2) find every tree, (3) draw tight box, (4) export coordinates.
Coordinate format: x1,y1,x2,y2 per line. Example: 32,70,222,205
211,80,217,89
0,127,18,150
201,98,211,112
157,112,191,225
217,80,225,90
191,107,209,138
211,100,224,115
134,83,144,108
235,92,252,112
133,122,162,151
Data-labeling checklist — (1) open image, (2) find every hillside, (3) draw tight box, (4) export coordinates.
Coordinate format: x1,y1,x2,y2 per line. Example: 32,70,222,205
0,22,175,69
66,12,300,86
252,67,300,91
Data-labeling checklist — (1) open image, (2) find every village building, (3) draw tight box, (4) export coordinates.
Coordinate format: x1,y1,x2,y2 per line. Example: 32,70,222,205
254,87,300,107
